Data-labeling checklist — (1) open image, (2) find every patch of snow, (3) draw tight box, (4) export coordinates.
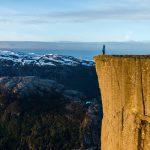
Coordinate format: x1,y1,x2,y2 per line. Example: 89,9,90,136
0,50,94,67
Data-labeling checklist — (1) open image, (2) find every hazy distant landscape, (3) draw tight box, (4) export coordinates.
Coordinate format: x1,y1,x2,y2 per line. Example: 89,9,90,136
0,0,150,149
0,41,149,60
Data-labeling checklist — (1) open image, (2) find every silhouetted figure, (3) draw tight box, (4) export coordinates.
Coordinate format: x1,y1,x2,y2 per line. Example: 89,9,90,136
102,45,106,55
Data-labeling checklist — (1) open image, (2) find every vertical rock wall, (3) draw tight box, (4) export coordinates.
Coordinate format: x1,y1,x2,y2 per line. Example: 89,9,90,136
94,55,150,150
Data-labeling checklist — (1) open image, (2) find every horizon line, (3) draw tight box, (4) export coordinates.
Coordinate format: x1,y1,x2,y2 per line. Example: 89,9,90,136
0,40,149,43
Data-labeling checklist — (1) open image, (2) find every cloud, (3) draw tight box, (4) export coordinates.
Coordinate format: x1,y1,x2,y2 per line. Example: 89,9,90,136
22,7,150,24
0,18,12,23
0,3,150,25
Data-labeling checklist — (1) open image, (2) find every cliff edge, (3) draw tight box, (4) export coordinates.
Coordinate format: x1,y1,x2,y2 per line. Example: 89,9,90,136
94,55,150,150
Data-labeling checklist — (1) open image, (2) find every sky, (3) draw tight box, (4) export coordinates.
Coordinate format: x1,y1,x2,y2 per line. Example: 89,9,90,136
0,0,150,42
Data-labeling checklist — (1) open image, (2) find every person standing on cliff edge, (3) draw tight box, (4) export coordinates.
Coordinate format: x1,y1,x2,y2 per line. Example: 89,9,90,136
102,45,106,55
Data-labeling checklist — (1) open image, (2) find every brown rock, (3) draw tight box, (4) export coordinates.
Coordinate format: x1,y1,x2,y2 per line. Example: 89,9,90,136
94,55,150,150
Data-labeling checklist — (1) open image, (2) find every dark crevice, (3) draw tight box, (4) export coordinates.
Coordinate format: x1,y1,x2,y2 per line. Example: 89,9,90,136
138,120,147,150
112,62,121,92
121,107,124,131
137,59,147,150
140,59,145,115
138,123,142,150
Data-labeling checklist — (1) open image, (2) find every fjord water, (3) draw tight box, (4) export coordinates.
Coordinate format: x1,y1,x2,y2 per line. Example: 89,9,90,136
0,41,150,60
9,49,150,60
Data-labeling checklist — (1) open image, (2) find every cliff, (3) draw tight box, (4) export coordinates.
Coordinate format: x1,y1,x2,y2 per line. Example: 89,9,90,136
94,55,150,150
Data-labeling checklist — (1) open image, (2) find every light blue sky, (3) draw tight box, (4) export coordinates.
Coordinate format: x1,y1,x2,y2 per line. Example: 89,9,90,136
0,0,150,42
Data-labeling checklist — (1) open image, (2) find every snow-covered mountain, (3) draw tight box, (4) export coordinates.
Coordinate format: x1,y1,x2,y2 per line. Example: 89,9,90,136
0,50,94,67
0,49,99,101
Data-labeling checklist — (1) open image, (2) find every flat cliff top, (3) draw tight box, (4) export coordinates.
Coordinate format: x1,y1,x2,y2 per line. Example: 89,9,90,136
94,55,150,61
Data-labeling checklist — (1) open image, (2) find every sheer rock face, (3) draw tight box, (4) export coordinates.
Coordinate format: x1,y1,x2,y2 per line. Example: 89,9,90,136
94,55,150,150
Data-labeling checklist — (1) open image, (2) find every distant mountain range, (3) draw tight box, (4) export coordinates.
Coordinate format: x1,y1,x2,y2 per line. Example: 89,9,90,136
0,41,150,54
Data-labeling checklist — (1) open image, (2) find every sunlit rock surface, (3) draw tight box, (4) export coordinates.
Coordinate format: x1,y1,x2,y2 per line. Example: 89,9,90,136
94,55,150,150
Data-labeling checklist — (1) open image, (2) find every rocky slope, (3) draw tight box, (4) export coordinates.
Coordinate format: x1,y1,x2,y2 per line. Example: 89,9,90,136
94,55,150,150
0,77,100,149
0,50,99,100
0,50,101,149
